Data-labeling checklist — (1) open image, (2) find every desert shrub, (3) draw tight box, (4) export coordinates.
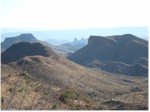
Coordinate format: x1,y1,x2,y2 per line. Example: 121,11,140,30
83,98,91,104
51,104,57,109
130,87,142,92
114,91,123,95
20,73,27,76
59,88,81,103
9,88,13,92
8,74,11,77
103,100,125,107
59,94,67,103
1,96,4,103
19,88,23,92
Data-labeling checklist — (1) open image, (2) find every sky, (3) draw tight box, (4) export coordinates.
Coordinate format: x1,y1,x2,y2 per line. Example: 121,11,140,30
0,0,149,30
1,27,148,40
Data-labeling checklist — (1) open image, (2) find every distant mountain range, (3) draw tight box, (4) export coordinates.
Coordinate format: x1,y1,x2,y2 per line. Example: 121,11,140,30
1,27,148,42
45,37,88,56
68,34,148,76
44,39,69,45
1,33,148,76
1,34,86,56
1,34,40,50
59,38,88,56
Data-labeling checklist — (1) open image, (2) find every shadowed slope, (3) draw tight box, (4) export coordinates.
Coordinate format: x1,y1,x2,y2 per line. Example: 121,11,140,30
1,42,59,64
68,34,148,76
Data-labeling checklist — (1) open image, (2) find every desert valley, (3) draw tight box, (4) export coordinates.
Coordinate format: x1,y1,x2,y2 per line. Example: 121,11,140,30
1,33,148,110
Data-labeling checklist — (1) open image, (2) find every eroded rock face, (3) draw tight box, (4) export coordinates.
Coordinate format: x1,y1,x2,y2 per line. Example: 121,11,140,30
68,34,148,76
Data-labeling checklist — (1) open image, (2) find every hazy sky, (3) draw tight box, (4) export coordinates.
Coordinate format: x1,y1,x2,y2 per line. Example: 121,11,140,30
1,0,149,30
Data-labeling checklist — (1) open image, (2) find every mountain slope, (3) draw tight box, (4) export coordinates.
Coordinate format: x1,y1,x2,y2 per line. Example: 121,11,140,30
1,42,58,64
68,34,148,76
1,42,148,110
1,33,73,56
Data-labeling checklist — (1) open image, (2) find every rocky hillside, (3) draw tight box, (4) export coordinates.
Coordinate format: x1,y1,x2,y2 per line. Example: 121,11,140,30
1,42,58,64
1,41,148,110
68,34,148,76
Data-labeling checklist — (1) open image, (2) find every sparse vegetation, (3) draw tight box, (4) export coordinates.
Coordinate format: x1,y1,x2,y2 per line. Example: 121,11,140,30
1,58,148,110
59,88,81,103
1,35,148,110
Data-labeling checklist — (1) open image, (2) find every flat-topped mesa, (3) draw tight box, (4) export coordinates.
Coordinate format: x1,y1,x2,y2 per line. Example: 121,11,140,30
2,33,39,50
5,33,36,41
1,42,59,64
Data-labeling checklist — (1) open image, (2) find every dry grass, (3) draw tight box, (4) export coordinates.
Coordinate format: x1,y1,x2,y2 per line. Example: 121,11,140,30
1,56,148,110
